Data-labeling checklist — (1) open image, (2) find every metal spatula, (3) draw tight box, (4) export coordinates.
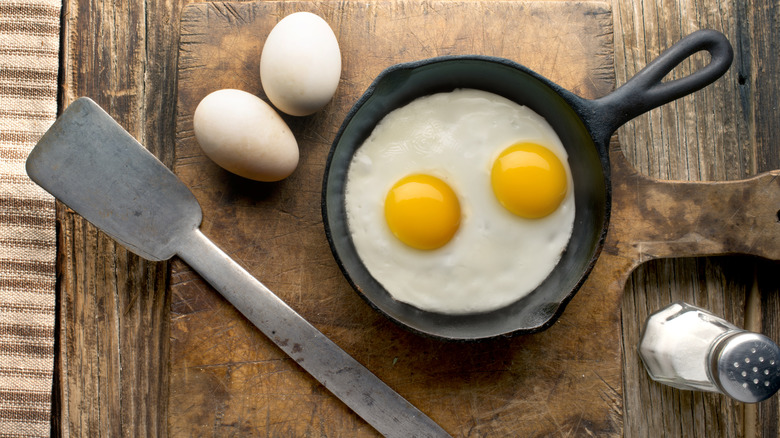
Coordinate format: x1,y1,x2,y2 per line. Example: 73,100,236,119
27,97,449,438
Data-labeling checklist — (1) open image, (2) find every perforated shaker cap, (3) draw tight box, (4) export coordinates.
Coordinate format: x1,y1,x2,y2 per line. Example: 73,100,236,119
710,332,780,403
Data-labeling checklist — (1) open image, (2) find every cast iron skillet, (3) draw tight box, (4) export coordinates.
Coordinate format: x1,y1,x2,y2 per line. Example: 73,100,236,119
322,30,733,341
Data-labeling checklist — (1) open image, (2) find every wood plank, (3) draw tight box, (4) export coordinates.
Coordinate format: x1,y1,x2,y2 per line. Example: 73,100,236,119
612,0,780,436
171,2,618,436
54,0,184,435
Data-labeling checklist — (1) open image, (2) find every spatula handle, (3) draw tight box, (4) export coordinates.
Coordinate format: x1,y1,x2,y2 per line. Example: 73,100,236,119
176,228,450,438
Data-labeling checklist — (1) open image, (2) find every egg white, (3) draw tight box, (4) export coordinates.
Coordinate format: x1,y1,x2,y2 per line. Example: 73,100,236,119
344,89,575,314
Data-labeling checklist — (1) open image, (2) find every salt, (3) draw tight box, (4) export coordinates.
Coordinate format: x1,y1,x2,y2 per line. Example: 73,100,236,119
639,302,737,392
639,302,780,403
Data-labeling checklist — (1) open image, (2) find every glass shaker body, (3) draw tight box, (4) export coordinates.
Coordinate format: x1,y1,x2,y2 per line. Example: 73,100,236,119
639,301,737,392
639,301,780,403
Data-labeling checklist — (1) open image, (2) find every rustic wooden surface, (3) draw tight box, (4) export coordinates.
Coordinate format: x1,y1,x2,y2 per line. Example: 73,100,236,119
53,0,780,436
54,0,180,435
613,1,780,436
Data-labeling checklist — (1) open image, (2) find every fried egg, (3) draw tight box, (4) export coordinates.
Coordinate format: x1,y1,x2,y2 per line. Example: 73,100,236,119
344,88,574,314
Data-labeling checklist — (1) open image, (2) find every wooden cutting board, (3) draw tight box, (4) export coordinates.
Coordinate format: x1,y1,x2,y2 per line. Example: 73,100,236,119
170,1,619,436
171,1,778,435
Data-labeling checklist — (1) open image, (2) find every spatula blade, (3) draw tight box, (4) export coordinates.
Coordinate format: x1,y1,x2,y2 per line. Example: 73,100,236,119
26,97,201,261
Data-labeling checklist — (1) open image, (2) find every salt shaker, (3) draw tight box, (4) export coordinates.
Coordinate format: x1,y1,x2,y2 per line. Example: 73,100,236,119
638,301,780,403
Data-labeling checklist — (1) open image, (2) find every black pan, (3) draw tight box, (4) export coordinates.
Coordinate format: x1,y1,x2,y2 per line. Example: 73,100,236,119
322,30,733,340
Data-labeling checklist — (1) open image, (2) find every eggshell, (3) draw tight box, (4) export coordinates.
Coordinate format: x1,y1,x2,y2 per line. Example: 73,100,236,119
260,12,341,116
193,89,299,182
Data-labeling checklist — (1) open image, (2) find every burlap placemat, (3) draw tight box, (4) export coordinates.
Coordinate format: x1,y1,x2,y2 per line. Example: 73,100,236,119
0,1,61,436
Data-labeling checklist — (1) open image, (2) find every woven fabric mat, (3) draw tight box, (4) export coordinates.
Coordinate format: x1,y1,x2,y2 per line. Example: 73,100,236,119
0,1,61,436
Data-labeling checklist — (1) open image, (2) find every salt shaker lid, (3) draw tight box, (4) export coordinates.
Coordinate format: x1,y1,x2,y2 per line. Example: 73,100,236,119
711,332,780,403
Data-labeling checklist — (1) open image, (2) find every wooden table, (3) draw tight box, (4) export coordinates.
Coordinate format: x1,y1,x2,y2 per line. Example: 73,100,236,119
54,0,780,436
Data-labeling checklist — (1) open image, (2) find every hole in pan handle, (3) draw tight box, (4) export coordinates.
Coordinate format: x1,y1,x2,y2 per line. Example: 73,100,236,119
583,29,734,144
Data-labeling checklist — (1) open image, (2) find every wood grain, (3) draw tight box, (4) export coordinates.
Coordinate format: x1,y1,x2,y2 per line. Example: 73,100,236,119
171,2,618,436
612,0,780,437
52,0,780,436
55,0,183,435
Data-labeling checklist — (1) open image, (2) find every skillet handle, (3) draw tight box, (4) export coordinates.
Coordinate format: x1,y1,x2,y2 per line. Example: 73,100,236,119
585,29,733,144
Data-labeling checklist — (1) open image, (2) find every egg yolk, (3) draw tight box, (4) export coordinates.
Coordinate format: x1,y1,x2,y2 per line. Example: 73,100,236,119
384,174,461,250
490,142,568,219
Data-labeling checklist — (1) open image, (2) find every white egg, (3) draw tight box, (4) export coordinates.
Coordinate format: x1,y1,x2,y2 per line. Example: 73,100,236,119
344,89,575,314
260,12,341,117
193,89,298,182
